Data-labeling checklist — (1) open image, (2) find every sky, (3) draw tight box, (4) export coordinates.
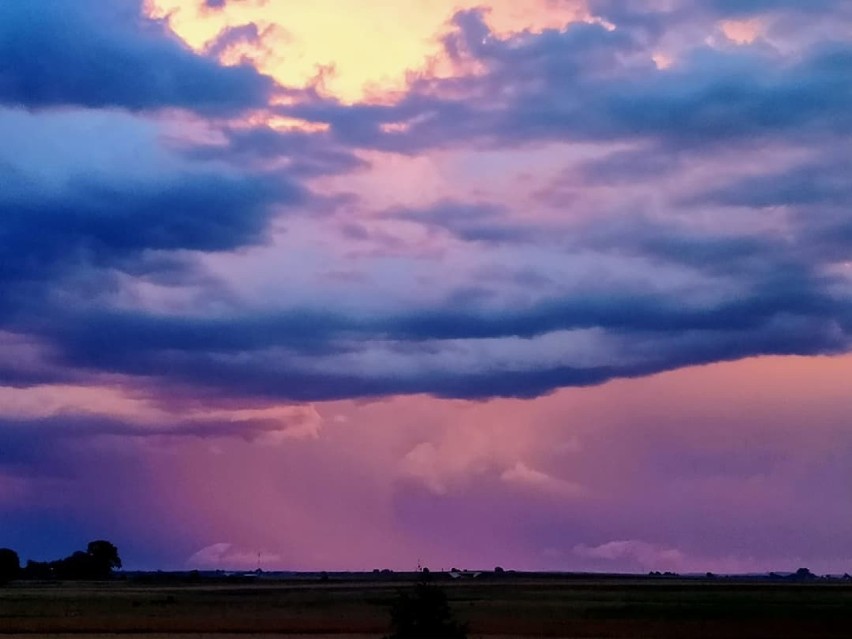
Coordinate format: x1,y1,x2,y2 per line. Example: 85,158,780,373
0,0,851,574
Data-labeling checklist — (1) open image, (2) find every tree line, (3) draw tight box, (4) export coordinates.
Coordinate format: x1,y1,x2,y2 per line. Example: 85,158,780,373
0,540,122,583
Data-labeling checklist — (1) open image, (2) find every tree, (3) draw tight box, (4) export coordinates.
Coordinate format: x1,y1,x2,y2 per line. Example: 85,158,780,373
22,560,52,580
50,540,122,580
53,551,92,580
0,548,21,584
385,578,467,639
86,540,122,578
793,567,815,581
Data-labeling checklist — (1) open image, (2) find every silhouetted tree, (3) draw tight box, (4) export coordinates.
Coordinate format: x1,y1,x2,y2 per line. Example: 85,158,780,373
86,540,122,578
42,540,122,580
385,577,467,639
53,551,92,580
22,560,52,579
793,567,815,581
0,548,20,584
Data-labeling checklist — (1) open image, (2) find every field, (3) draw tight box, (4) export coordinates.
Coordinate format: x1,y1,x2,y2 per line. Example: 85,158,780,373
1,576,851,638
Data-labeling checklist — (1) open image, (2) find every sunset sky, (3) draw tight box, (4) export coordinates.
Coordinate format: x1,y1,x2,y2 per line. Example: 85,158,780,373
1,0,851,574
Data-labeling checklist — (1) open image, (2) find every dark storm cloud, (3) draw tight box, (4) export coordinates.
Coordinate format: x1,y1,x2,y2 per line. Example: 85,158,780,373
696,156,852,209
688,155,852,263
12,254,844,402
0,367,67,389
0,0,273,113
38,256,838,352
46,310,354,361
0,414,308,462
0,169,303,283
576,215,796,275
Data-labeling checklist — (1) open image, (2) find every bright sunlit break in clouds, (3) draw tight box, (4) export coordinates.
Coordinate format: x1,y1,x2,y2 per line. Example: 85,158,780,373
1,0,851,575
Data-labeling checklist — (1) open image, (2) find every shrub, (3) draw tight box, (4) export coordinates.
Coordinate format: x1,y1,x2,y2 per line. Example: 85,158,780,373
385,579,467,639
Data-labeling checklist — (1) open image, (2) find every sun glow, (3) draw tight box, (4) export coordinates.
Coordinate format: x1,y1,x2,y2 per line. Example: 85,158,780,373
145,0,587,103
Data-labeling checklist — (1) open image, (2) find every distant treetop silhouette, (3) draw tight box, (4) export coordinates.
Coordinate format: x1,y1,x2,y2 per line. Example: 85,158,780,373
16,540,122,581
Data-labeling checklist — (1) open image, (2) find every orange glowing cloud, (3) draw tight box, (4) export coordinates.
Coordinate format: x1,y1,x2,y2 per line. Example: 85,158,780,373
720,18,763,45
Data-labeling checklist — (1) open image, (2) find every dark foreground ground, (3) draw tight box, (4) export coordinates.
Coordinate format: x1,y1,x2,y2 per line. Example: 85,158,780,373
1,576,851,638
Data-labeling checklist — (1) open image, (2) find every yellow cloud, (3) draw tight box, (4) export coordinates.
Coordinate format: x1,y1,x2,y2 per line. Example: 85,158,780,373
146,0,587,103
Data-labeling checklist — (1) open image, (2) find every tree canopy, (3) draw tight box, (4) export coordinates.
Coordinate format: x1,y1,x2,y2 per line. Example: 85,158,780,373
0,548,21,584
14,540,122,581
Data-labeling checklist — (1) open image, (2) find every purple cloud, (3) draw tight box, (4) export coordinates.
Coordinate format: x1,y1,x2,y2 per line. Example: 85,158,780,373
0,0,274,113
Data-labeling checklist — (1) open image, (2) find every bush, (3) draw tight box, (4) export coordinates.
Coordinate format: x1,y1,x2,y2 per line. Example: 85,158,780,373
385,579,467,639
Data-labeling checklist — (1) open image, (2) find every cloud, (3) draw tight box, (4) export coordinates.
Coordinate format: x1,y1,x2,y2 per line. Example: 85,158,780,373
695,155,852,209
708,0,843,17
685,154,852,263
0,0,848,406
0,332,75,388
184,124,369,176
1,171,299,278
0,409,320,460
201,0,258,11
0,408,322,505
4,355,852,571
0,107,306,321
571,539,784,575
384,200,539,244
0,0,274,113
8,254,844,403
501,462,584,497
575,147,684,185
187,542,279,569
284,8,852,152
204,23,265,59
573,540,687,572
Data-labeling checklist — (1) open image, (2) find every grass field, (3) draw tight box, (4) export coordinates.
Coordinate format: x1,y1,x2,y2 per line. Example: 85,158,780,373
1,577,851,637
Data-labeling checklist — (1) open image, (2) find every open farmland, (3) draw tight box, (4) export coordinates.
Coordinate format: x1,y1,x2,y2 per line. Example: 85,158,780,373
1,576,851,638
